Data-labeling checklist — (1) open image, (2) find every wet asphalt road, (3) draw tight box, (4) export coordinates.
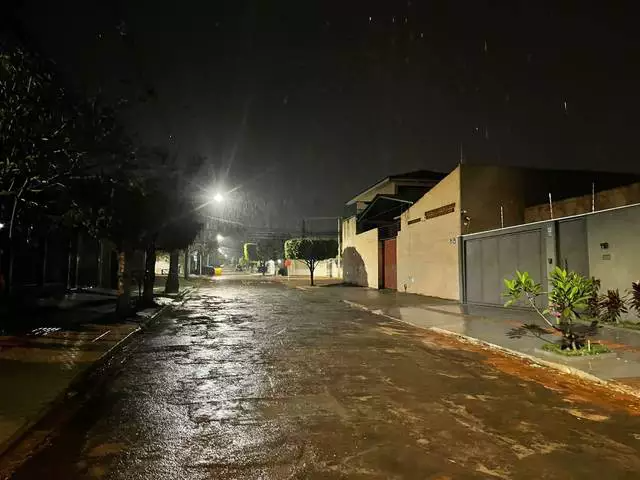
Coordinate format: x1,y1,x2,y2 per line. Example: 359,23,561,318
9,279,640,479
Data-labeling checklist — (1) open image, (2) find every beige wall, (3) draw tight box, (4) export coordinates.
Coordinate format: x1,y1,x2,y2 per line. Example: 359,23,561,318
288,258,340,278
343,228,379,288
341,216,357,252
460,165,526,234
587,205,640,319
397,167,461,300
526,182,640,223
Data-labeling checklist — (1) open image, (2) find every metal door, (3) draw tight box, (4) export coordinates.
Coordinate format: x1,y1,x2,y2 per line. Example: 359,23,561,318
464,228,544,306
383,238,397,290
557,219,589,277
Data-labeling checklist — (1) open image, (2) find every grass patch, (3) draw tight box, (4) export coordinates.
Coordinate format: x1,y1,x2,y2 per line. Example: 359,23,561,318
541,342,610,356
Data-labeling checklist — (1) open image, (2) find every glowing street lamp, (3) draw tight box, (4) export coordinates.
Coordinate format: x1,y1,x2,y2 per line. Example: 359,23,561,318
213,193,224,203
0,222,4,230
216,234,224,242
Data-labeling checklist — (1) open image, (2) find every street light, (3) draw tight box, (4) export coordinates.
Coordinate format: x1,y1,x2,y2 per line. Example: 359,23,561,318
216,234,224,242
0,223,4,230
213,193,224,203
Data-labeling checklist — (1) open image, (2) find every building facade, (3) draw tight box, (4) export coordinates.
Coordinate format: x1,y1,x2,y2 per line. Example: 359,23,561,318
342,164,640,308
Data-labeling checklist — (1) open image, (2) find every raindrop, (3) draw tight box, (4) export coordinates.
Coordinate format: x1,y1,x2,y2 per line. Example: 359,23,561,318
563,100,568,114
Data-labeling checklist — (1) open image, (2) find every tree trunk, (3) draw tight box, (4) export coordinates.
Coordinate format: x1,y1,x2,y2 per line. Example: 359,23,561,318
38,236,48,287
97,240,104,288
6,242,14,295
165,250,180,294
198,251,203,275
116,247,132,318
66,237,73,291
142,241,157,305
184,246,190,279
74,231,82,289
309,261,315,286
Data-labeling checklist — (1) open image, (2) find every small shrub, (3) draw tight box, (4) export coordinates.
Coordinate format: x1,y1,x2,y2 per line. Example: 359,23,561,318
629,281,640,318
598,289,628,323
585,277,601,318
503,268,598,351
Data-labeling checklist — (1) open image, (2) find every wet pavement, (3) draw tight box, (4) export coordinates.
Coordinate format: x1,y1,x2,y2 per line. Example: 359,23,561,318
320,286,640,384
8,279,640,479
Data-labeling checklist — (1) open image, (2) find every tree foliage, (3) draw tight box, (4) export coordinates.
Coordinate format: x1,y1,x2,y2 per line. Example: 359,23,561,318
243,243,258,263
0,43,129,238
284,237,337,285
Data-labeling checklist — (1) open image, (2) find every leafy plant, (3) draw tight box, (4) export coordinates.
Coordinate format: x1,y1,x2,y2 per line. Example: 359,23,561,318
504,267,599,351
547,268,594,323
598,289,629,323
585,277,601,318
629,281,640,318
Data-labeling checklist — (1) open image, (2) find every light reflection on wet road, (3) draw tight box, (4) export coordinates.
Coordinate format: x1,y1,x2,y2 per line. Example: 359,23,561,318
10,280,640,479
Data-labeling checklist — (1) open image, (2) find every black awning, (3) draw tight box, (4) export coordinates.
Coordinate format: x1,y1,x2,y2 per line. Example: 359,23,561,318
356,195,412,233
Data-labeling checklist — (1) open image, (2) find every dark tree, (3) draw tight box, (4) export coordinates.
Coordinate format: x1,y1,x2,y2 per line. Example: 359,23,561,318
157,216,202,294
284,238,338,286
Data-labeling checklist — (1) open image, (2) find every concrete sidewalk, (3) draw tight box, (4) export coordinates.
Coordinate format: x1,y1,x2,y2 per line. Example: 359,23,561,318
0,322,141,456
322,287,640,393
0,289,189,460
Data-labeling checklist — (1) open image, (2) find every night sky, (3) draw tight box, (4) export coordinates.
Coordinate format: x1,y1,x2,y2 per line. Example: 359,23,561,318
9,1,640,230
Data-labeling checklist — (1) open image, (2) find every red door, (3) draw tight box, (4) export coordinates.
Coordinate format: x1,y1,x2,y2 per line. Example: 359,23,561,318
383,238,397,290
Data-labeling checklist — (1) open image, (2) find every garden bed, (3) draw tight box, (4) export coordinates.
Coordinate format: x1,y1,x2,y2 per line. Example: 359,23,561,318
535,342,616,362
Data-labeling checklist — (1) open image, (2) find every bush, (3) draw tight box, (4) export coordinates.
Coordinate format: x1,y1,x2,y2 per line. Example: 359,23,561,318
630,281,640,318
598,289,628,323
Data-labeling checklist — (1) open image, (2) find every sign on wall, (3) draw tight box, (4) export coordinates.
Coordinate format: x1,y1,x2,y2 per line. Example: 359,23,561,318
424,203,456,220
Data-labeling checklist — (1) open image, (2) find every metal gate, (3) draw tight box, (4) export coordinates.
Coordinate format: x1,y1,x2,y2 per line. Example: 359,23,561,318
381,238,397,290
463,227,545,306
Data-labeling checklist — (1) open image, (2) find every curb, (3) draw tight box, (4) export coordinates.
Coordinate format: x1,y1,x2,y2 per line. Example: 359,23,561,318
342,300,640,401
0,293,183,463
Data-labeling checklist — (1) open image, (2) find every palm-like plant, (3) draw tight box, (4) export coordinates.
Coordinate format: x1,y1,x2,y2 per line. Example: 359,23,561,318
599,289,629,323
629,281,640,319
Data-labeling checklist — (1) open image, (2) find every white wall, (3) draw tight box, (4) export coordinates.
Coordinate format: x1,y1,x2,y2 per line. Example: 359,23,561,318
396,167,461,300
